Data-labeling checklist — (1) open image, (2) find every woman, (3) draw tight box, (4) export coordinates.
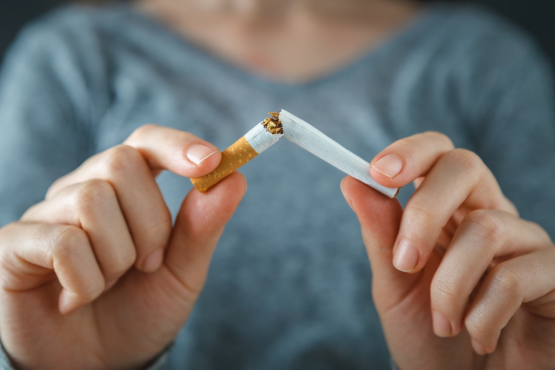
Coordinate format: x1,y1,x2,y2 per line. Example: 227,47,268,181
0,0,554,369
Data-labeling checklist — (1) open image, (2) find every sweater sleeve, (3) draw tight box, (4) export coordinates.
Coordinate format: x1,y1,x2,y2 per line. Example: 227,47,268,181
0,340,172,370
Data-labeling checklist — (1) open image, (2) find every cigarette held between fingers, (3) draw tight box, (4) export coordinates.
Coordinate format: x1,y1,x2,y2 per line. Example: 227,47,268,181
191,111,399,198
190,114,283,192
279,110,399,198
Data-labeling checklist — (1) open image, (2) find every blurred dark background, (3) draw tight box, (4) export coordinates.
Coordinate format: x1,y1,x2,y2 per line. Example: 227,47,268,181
1,0,554,67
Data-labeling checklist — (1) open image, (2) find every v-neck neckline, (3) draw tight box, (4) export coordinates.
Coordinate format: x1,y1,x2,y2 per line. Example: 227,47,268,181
122,2,437,90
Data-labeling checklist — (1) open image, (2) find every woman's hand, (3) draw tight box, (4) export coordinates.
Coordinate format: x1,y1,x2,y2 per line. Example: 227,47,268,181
341,132,555,370
0,125,246,370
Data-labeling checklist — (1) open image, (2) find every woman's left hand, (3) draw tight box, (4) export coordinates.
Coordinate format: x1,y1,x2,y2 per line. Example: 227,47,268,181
341,132,555,370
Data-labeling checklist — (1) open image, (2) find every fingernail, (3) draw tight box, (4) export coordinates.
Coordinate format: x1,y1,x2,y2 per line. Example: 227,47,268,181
432,311,452,337
59,289,77,314
393,239,419,272
187,144,217,165
471,338,487,355
372,154,403,178
142,249,164,273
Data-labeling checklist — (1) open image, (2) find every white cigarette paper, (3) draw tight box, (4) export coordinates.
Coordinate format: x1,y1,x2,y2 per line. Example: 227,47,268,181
279,110,399,198
244,122,283,154
191,110,399,198
190,121,283,192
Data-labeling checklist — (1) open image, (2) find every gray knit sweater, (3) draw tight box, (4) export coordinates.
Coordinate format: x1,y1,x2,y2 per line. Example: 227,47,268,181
0,3,554,369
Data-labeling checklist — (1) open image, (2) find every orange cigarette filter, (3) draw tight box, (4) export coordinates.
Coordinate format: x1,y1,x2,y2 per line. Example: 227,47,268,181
190,137,259,192
190,113,284,192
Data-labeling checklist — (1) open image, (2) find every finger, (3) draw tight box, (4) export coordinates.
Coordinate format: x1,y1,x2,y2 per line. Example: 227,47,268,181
430,210,551,338
392,148,516,274
22,180,136,287
413,177,425,189
163,172,247,302
123,124,221,177
46,145,172,272
45,126,223,271
370,132,454,186
340,176,419,312
0,222,105,314
465,247,555,354
48,125,221,197
370,131,516,213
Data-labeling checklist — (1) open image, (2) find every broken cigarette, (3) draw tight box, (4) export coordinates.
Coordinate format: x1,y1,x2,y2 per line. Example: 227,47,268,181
279,110,399,198
190,113,284,192
190,110,399,198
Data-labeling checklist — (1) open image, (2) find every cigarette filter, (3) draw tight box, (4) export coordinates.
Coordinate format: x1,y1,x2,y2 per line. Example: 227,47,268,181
279,110,399,198
190,115,284,192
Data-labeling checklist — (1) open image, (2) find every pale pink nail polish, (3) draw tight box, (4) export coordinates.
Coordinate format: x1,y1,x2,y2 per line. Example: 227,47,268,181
471,338,487,355
393,239,419,272
432,311,452,337
372,154,403,178
187,144,217,165
142,249,164,273
59,289,76,314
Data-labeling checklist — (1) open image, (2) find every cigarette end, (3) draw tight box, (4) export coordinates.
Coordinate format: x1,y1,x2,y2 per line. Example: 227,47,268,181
262,112,284,135
191,112,284,192
190,137,259,192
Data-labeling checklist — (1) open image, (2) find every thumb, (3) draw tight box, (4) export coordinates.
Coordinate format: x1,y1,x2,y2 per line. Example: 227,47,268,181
340,176,420,313
164,172,247,298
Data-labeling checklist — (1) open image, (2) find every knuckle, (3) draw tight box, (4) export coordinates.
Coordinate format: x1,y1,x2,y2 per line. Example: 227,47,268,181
74,179,116,210
83,278,105,301
463,210,505,246
103,145,143,176
129,123,158,141
51,225,89,259
489,264,522,299
108,247,137,277
137,211,173,251
421,131,454,149
431,272,459,310
465,315,490,340
449,148,483,173
404,200,437,226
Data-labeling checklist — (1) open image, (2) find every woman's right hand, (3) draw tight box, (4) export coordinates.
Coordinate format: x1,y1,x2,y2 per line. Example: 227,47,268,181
0,125,246,370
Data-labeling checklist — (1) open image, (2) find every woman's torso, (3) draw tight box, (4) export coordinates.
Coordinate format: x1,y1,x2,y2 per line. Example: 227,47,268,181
1,3,554,368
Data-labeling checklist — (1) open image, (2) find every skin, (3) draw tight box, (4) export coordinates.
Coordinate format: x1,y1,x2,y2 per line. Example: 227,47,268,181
138,0,420,82
0,0,553,369
0,126,247,369
341,132,555,369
